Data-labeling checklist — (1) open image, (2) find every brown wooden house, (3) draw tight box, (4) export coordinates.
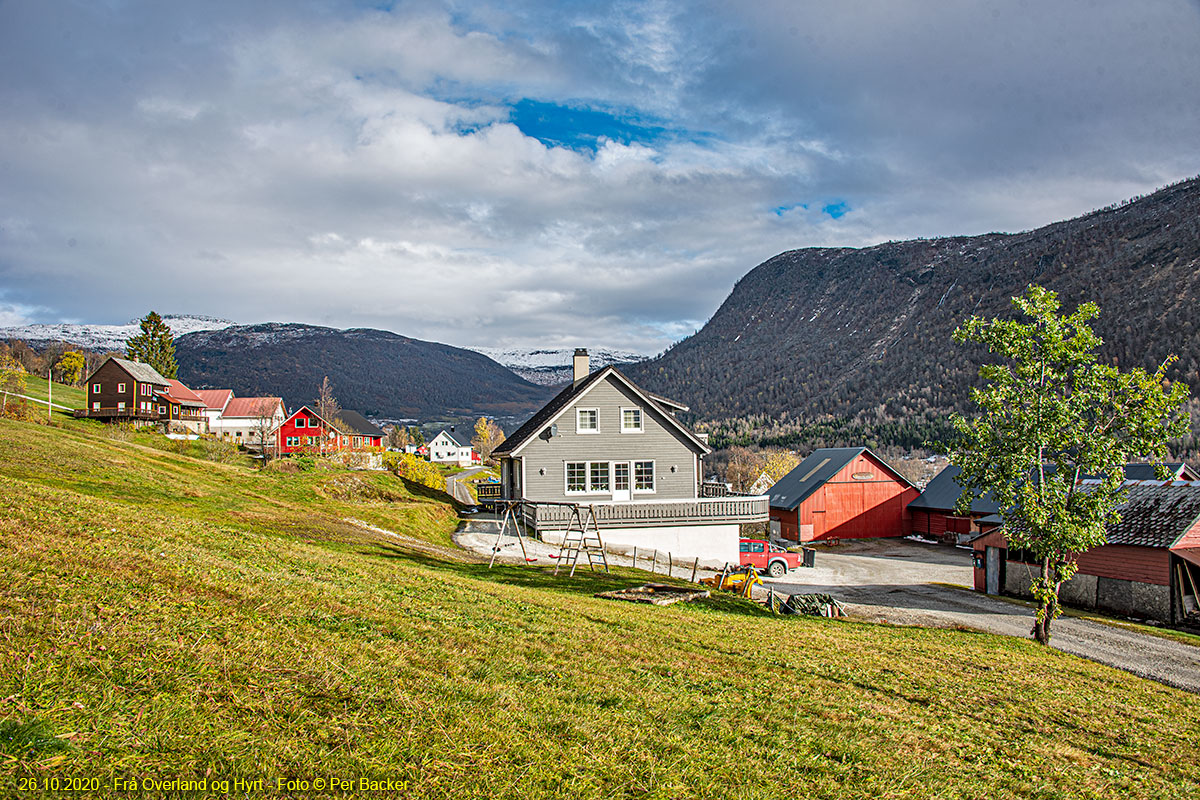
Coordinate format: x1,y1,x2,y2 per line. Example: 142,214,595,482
75,357,203,430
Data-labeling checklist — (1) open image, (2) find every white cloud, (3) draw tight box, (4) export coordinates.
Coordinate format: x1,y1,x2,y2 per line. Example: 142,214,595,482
0,0,1197,353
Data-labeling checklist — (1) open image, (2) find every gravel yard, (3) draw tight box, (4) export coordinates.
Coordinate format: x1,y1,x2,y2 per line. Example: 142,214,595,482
769,538,1200,693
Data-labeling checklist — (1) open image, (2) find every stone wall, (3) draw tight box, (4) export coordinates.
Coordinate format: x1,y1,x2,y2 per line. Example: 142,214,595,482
1004,560,1171,623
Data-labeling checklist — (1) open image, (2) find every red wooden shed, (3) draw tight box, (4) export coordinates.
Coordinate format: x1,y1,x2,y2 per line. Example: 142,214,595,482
768,447,918,543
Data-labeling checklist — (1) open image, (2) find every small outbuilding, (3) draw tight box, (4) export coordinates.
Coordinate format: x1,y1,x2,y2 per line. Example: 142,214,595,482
969,480,1200,626
768,447,919,543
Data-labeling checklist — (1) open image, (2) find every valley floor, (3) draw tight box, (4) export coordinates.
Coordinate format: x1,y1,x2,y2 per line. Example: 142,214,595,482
2,414,1200,798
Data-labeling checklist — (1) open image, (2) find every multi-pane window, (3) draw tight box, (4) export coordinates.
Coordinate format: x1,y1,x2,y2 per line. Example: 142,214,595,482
634,461,655,492
621,408,643,432
566,462,587,492
286,436,300,447
307,436,318,446
92,401,99,410
117,401,126,410
576,408,598,433
590,462,610,492
614,462,630,491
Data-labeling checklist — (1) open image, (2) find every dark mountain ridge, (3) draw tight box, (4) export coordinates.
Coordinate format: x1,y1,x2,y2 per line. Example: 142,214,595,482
175,323,552,422
628,175,1200,454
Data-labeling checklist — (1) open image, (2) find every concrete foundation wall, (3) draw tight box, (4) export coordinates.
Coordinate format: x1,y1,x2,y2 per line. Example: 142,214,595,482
1005,560,1171,622
541,523,739,567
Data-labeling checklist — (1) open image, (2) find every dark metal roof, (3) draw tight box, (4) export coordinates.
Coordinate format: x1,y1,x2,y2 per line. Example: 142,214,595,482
769,447,897,511
337,410,384,438
908,465,1001,514
107,356,172,386
909,463,1191,513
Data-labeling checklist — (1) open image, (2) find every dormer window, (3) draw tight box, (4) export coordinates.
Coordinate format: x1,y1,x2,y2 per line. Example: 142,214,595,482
576,408,598,433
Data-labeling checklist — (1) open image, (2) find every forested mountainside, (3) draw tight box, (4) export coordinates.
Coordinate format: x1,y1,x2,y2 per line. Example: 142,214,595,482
628,176,1200,456
176,324,551,421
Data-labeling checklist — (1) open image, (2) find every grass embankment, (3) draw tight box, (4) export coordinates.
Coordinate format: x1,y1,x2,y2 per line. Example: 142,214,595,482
2,417,1200,798
3,375,85,413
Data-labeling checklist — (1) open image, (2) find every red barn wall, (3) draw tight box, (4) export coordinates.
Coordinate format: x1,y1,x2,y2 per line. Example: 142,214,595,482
795,453,918,542
1073,544,1171,586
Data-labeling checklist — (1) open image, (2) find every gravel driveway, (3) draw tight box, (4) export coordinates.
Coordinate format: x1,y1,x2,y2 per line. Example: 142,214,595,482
770,539,1200,693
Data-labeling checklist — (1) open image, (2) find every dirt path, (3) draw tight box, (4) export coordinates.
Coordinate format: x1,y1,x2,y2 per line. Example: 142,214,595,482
770,539,1200,693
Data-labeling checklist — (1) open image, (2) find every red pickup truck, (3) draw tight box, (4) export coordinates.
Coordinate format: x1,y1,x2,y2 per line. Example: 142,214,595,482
739,538,803,578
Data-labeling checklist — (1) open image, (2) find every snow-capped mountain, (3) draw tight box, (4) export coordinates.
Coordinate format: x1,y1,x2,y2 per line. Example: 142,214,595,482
0,315,234,351
469,347,648,386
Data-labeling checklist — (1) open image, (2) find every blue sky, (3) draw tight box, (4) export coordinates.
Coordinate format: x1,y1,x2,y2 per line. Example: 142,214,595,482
1,0,1198,352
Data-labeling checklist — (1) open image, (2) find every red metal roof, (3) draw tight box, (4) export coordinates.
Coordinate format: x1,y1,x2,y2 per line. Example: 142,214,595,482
166,379,205,404
194,388,233,411
223,397,284,418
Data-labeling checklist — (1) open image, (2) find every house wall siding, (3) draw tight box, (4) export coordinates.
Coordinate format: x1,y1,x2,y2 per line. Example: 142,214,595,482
518,376,700,503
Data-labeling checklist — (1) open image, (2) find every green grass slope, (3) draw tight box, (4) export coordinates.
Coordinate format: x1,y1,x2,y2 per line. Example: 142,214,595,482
2,416,1199,798
3,374,86,415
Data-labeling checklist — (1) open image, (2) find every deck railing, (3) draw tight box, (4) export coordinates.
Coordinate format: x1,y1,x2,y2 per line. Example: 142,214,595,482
524,495,769,531
73,408,161,420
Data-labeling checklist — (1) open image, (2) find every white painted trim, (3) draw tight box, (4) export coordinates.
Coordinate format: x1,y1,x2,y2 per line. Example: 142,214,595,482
619,406,644,433
575,407,600,434
632,459,656,494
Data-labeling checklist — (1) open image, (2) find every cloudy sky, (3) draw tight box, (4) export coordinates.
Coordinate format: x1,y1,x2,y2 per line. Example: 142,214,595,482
1,1,1198,352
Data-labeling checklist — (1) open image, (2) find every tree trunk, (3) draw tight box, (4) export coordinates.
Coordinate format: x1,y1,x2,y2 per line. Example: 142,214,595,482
1032,557,1058,645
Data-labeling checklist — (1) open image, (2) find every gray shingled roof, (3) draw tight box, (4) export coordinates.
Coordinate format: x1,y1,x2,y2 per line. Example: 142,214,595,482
1002,481,1200,549
769,447,914,511
909,463,1191,513
439,428,472,448
109,356,171,386
337,410,384,438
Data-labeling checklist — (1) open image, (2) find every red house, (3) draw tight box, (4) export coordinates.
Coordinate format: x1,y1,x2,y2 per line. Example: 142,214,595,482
768,447,919,543
274,406,384,456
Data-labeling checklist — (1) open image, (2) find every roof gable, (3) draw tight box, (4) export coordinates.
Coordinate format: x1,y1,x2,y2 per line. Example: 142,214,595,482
99,356,172,386
494,366,708,457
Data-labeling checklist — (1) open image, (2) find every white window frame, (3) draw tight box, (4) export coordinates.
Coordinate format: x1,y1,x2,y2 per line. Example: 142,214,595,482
620,407,644,433
92,383,101,393
286,436,300,447
295,417,306,428
92,401,100,410
565,461,613,494
117,382,126,393
633,460,656,493
575,408,599,434
117,401,126,410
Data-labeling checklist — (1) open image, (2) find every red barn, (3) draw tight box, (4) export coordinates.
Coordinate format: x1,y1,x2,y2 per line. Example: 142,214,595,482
768,447,919,543
968,480,1200,626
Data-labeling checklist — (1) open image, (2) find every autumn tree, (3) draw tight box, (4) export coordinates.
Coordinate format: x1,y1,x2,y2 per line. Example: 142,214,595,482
760,448,800,485
0,353,26,395
55,350,86,385
125,311,178,378
723,446,765,493
949,286,1188,644
386,425,412,450
247,399,280,465
472,416,505,464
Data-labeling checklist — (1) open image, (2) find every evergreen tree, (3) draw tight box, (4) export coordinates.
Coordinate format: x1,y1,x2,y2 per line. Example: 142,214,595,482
125,312,178,378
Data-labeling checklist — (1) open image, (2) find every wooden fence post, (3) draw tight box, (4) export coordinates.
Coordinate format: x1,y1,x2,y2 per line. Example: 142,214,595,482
690,557,699,584
667,552,673,579
652,549,658,574
633,546,638,568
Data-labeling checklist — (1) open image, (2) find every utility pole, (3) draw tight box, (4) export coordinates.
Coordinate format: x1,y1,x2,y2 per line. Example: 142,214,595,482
47,367,52,423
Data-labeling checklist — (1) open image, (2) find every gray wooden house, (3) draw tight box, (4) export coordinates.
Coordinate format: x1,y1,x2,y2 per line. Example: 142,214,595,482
494,349,767,563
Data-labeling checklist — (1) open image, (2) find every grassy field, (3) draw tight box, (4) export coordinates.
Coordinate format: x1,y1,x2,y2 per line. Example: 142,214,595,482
2,415,1200,798
3,375,86,415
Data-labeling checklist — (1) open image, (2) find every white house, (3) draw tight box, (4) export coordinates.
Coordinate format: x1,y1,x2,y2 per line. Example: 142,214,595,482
195,389,233,431
429,429,474,467
209,396,287,449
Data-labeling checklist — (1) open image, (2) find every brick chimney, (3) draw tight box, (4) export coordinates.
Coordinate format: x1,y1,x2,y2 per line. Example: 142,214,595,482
572,348,589,384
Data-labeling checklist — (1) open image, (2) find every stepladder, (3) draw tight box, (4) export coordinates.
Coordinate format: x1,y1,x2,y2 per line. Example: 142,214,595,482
552,505,609,577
